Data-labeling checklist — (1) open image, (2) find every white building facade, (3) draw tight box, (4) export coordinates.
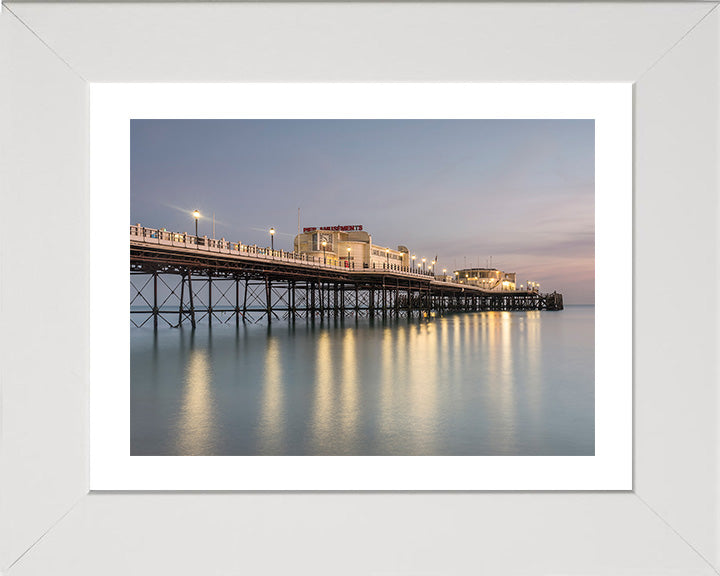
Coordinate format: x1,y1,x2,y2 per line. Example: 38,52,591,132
453,268,517,291
294,225,410,270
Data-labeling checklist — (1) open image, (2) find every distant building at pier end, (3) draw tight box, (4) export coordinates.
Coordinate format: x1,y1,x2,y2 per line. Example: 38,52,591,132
294,225,409,269
454,268,517,291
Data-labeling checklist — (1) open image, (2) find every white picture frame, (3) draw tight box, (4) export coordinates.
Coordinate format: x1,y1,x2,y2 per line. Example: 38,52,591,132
2,2,719,574
90,82,630,491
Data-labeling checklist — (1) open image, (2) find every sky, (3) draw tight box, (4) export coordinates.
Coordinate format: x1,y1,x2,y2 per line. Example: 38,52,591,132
131,119,594,304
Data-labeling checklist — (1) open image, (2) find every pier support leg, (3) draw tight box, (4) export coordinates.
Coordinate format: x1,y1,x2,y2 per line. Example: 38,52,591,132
187,270,196,329
311,282,316,319
242,276,248,323
395,280,400,318
407,285,412,318
208,275,213,325
334,283,339,318
153,271,158,329
235,276,240,326
382,282,387,320
289,280,295,322
319,281,324,319
178,273,185,326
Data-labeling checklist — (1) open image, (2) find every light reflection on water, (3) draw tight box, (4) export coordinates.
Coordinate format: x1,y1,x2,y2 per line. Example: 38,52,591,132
131,308,594,456
176,343,215,455
311,330,334,452
259,335,284,454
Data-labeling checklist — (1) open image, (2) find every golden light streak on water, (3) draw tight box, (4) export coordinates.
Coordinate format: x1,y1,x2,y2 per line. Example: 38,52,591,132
524,311,544,426
485,312,499,386
481,311,516,453
310,330,334,452
461,310,472,354
258,335,285,454
452,313,462,370
379,325,397,440
339,328,359,446
437,317,449,376
394,323,408,374
498,311,518,452
467,311,477,360
177,348,215,454
407,321,439,453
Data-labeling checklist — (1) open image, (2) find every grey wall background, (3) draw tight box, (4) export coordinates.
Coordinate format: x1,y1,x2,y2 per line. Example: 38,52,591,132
1,2,719,575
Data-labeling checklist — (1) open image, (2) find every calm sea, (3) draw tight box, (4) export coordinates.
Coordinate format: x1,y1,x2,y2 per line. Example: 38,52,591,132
131,306,594,456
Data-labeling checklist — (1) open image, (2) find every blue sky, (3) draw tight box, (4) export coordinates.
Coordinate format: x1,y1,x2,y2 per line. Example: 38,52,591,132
131,119,594,304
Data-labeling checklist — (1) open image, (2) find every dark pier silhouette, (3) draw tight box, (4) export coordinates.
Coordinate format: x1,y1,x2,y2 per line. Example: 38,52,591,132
130,226,563,329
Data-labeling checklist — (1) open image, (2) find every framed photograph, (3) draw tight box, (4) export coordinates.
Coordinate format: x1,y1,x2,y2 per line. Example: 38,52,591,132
2,2,719,574
90,83,631,491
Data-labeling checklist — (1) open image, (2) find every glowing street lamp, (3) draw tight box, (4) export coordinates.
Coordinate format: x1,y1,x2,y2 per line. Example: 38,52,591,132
347,246,352,266
269,227,275,252
422,257,426,273
412,255,416,271
322,240,327,265
386,248,390,267
192,210,201,237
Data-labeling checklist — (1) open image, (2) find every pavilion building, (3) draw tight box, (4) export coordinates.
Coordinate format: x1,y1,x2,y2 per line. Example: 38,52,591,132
293,225,410,270
453,267,517,291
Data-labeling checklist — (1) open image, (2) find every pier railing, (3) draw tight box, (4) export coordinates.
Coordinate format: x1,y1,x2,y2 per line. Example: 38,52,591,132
130,225,557,298
130,225,563,328
131,225,441,280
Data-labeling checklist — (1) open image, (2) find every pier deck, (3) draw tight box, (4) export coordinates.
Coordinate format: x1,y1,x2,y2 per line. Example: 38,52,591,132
130,226,563,328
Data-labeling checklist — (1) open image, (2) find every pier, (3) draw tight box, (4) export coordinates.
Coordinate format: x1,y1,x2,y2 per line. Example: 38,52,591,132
130,225,563,328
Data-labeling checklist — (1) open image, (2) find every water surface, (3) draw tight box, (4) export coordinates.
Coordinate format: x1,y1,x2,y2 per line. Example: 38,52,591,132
131,307,594,455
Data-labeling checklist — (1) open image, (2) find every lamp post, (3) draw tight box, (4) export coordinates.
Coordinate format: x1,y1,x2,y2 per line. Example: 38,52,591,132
422,257,426,273
322,240,327,265
386,248,389,267
411,255,416,271
192,210,201,237
347,246,351,267
269,227,275,252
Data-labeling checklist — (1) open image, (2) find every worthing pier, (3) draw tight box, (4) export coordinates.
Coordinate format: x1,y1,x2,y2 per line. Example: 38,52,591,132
130,225,564,328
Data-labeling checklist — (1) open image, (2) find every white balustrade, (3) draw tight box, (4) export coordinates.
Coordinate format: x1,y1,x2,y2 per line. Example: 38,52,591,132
131,225,462,282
